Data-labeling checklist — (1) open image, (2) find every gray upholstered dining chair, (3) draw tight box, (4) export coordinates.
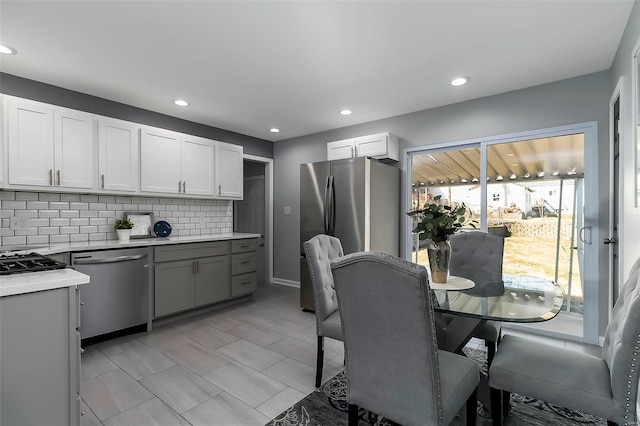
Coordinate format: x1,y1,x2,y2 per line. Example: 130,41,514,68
331,251,479,426
489,256,640,426
303,234,345,388
448,231,505,363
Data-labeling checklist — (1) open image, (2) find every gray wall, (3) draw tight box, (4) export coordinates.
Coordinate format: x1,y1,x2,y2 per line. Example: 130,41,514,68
0,73,274,159
611,0,640,283
274,71,611,333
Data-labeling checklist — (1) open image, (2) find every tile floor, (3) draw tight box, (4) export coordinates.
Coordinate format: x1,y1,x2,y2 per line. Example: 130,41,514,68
80,284,601,426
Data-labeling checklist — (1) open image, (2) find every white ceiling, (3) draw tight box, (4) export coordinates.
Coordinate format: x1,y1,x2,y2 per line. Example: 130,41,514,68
0,1,634,142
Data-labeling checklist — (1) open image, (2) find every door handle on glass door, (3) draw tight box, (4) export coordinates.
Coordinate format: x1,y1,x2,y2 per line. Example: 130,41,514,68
603,238,616,244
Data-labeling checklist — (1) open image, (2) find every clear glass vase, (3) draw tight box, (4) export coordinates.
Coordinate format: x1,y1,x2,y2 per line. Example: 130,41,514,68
427,240,450,283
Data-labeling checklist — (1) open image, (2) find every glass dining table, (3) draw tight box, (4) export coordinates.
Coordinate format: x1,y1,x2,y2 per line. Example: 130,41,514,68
430,270,565,354
430,270,565,411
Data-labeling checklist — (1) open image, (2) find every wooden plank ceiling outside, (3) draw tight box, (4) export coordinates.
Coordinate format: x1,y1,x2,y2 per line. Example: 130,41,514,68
412,134,584,186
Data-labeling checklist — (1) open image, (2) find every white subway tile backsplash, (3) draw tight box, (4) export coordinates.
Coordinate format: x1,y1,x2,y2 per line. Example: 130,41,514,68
39,193,61,202
59,210,80,218
3,236,27,245
59,226,80,235
40,210,61,218
80,226,98,234
80,195,99,203
16,192,38,201
70,234,89,242
0,191,233,246
89,202,106,210
3,201,26,209
70,202,89,210
61,194,80,202
15,210,38,218
27,201,49,210
27,235,50,245
50,235,70,243
50,218,71,227
0,192,16,200
49,202,70,210
31,218,51,227
70,218,90,226
39,227,60,235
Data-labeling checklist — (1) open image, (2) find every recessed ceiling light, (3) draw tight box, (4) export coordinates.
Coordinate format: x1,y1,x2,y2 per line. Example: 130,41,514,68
174,99,189,107
340,109,352,116
270,128,280,133
450,77,469,86
0,44,17,55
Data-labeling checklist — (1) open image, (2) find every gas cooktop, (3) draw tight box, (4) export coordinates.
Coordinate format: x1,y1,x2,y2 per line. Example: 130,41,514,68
0,253,67,275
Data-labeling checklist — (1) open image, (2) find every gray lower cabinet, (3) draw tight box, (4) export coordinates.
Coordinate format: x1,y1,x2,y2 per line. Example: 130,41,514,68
1,286,81,426
231,239,258,297
154,241,231,318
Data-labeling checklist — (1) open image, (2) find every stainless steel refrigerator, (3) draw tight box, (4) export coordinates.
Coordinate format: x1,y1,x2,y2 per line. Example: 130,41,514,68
299,156,400,310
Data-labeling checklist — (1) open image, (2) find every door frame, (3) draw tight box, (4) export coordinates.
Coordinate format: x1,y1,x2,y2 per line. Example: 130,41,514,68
609,77,624,323
242,154,274,285
402,121,600,344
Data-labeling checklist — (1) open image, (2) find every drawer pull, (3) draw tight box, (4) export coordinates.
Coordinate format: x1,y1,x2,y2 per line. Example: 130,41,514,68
240,244,250,248
240,261,251,264
240,281,251,285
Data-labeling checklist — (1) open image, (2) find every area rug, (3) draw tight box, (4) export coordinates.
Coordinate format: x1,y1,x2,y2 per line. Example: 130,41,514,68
266,348,607,425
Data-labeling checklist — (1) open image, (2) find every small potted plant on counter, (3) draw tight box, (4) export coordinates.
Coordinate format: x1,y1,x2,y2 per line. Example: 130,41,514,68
114,217,134,242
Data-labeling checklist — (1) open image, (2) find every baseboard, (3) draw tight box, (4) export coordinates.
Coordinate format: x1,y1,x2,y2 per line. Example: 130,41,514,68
272,278,300,288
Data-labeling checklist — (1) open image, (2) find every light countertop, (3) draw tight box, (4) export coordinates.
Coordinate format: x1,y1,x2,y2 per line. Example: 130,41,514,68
1,232,261,256
0,268,90,297
0,232,260,297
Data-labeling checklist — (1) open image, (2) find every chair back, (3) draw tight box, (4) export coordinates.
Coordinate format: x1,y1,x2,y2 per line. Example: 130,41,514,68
449,231,505,276
303,234,344,328
602,256,640,420
331,252,442,425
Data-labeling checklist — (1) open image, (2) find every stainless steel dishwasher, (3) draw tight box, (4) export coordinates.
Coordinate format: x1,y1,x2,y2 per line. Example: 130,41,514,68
72,247,149,340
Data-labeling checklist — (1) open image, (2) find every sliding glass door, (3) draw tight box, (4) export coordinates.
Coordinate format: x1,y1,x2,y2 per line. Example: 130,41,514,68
407,124,598,343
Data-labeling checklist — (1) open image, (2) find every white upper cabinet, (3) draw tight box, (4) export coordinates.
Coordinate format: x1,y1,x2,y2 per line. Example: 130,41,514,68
216,142,243,199
140,127,216,196
140,127,182,194
327,132,399,162
181,135,215,196
2,95,245,199
98,118,139,192
6,97,95,189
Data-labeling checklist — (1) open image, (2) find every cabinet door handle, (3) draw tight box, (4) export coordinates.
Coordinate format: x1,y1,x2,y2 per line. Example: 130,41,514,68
49,169,53,185
178,181,182,193
354,146,358,157
218,185,221,195
351,146,354,157
183,181,186,193
101,174,105,189
56,170,61,186
192,261,196,274
195,261,199,274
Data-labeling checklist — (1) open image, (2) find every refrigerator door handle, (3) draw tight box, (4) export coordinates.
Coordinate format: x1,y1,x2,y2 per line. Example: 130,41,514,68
324,176,331,234
328,175,336,235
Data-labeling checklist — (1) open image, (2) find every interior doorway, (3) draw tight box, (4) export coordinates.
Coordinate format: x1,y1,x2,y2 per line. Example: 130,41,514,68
233,155,274,287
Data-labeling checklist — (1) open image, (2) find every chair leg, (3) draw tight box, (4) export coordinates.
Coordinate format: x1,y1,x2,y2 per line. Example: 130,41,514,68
465,388,477,426
315,335,324,388
490,387,503,426
348,403,359,425
502,391,511,416
486,340,496,366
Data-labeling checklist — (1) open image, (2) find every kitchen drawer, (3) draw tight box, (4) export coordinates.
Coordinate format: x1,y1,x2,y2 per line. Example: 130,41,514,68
231,272,257,297
155,241,228,262
231,238,258,254
231,252,256,275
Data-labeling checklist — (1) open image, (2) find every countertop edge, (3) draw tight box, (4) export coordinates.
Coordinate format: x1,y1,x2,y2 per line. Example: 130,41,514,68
0,269,90,297
21,233,262,256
